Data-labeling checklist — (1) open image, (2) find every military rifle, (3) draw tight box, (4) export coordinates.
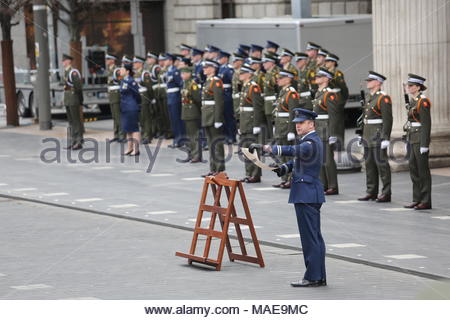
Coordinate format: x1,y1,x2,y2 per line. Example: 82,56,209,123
355,82,365,135
402,83,410,140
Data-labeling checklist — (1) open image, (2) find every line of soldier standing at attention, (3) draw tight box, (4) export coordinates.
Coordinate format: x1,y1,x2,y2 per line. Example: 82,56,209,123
87,40,431,209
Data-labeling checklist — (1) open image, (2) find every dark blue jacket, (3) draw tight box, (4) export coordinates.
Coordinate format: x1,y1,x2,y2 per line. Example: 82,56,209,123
218,63,234,97
273,131,325,204
120,76,141,112
166,65,183,91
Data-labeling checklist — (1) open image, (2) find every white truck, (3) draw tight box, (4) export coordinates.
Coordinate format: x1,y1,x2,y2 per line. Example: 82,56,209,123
0,45,110,118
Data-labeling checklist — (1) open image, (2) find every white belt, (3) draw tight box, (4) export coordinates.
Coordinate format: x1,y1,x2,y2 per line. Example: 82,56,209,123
300,91,311,97
159,83,167,88
329,88,341,93
364,119,383,124
240,107,254,112
139,87,148,93
316,114,329,120
275,112,289,118
223,84,231,89
152,84,159,90
198,84,202,89
410,121,421,127
167,87,180,93
202,100,215,106
233,93,241,99
108,85,120,91
264,95,276,101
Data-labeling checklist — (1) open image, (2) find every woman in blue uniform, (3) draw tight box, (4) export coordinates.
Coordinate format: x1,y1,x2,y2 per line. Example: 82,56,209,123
120,64,142,156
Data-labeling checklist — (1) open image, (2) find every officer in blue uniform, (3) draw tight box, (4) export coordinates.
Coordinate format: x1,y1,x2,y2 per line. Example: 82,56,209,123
218,50,236,144
164,53,186,148
191,48,206,86
251,108,327,287
266,40,280,54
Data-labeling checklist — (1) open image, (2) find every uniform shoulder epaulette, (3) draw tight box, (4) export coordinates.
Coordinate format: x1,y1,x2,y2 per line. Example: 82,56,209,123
325,87,332,92
336,70,343,77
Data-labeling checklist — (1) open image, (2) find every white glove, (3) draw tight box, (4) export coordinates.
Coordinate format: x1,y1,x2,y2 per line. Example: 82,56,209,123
357,136,362,147
253,127,261,135
214,122,223,129
287,132,295,141
329,136,337,145
237,128,241,135
420,147,429,154
273,127,276,135
381,140,390,149
151,99,156,104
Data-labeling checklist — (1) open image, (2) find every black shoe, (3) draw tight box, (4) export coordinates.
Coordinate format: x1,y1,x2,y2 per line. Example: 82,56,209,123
118,138,127,143
71,143,82,150
110,138,119,142
201,172,215,178
142,139,150,145
272,182,285,188
404,202,419,209
324,188,339,195
376,194,391,203
358,194,377,201
178,158,191,163
129,151,140,156
63,145,72,150
414,203,432,210
121,150,133,156
290,279,326,287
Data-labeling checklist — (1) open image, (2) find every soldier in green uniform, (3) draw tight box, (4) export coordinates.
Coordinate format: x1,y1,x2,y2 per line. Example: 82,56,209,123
232,53,245,117
146,52,160,140
249,57,265,90
272,69,300,189
357,71,393,203
180,67,202,163
262,52,280,142
156,54,172,139
238,64,265,183
201,59,226,176
305,42,320,73
325,53,349,149
133,56,153,144
62,54,84,150
279,49,299,89
312,68,339,195
305,42,321,97
315,48,328,70
294,52,313,111
403,74,432,210
105,53,124,142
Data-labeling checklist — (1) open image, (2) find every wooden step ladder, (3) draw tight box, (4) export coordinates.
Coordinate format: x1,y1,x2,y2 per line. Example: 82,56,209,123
176,172,265,271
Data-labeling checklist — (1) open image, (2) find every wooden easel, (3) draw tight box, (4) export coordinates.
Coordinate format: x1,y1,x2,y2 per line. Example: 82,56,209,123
176,172,265,271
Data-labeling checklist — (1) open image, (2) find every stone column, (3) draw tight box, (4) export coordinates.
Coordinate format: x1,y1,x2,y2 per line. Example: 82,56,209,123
372,0,450,168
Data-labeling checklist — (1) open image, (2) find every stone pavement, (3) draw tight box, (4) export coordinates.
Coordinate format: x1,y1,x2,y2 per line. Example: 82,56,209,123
1,198,449,300
1,120,450,281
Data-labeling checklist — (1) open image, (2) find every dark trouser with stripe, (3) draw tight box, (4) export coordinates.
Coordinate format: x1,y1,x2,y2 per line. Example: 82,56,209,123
184,120,201,161
140,103,152,141
294,203,326,281
223,93,237,143
66,105,83,145
320,141,338,191
364,145,391,196
109,102,124,140
240,132,261,178
167,93,186,145
409,143,432,206
205,125,225,173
